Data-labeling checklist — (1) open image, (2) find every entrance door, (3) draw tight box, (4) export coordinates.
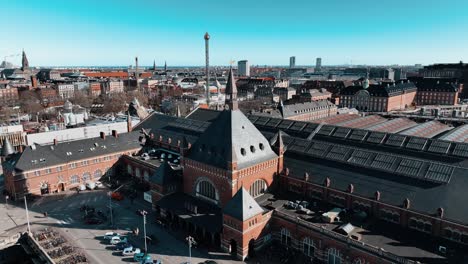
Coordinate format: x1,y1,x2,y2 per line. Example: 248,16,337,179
248,239,255,258
230,239,237,257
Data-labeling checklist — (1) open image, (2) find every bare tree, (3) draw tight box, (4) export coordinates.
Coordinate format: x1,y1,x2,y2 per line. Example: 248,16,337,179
20,90,43,115
71,90,93,108
0,107,13,124
102,92,127,114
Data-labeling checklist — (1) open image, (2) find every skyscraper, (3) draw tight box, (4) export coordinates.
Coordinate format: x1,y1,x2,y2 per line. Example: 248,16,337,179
237,60,250,77
289,56,296,68
315,57,322,72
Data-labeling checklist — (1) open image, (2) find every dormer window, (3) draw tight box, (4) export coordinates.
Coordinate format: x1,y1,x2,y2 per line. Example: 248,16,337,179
250,146,256,153
240,148,246,156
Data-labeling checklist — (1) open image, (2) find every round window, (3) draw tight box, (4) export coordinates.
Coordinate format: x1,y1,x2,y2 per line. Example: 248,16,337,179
250,146,256,153
259,143,264,150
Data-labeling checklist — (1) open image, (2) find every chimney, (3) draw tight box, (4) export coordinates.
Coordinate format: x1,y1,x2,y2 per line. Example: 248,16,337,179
111,130,118,138
30,75,38,88
53,139,58,145
100,132,106,140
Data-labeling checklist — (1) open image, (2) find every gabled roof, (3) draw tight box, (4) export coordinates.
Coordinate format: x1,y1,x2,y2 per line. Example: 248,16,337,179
150,162,181,185
223,187,264,221
187,110,277,170
13,131,141,172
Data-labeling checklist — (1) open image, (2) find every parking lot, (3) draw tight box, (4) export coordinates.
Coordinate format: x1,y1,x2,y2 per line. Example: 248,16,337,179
0,185,245,264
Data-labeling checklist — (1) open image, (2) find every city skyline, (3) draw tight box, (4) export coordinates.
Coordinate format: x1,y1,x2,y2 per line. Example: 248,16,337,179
2,0,468,66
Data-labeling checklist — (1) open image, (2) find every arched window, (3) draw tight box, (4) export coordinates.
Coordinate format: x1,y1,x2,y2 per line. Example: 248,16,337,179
143,171,149,181
327,248,342,264
135,168,141,178
303,237,315,257
249,179,267,198
196,180,217,201
127,164,133,175
281,228,291,246
82,172,91,182
70,175,79,184
94,170,103,179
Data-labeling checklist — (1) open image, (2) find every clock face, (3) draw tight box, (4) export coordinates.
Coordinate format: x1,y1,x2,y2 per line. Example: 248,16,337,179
224,104,230,110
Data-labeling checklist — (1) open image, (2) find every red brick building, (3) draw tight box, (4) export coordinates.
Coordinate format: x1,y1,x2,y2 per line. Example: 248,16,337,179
339,80,417,112
1,127,140,200
410,77,461,105
118,69,468,263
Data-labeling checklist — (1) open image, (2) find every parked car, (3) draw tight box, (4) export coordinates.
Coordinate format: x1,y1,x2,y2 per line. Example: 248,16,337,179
134,253,146,262
111,192,124,201
122,247,140,256
95,181,103,188
111,236,127,245
103,232,120,240
85,218,102,225
85,181,96,190
139,255,162,264
115,242,132,251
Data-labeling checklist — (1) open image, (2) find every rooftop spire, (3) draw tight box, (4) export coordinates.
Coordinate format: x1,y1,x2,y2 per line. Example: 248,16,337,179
225,67,238,111
21,50,29,71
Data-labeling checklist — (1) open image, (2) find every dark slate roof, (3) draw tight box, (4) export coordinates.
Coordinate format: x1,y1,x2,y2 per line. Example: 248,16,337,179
412,79,459,92
133,112,178,133
284,155,468,224
14,131,141,172
150,162,181,185
156,192,222,232
340,82,417,97
223,187,264,221
186,108,221,122
187,110,277,169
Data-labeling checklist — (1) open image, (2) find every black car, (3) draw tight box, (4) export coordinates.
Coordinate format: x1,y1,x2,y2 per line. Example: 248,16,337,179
115,242,132,251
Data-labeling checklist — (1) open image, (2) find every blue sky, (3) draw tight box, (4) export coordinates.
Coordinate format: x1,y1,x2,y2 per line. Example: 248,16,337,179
2,0,468,66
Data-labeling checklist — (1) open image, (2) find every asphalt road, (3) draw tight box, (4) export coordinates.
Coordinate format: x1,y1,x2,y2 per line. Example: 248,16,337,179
0,187,244,264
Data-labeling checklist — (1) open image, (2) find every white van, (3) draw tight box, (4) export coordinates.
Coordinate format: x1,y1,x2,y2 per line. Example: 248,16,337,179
85,181,96,190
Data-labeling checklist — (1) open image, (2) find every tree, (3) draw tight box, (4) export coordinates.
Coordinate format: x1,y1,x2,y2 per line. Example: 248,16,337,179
0,107,13,124
102,92,127,114
19,90,43,115
71,90,93,108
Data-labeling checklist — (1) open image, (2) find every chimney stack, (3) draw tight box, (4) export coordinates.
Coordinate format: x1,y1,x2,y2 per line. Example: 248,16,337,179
30,75,38,88
112,130,118,138
100,132,106,140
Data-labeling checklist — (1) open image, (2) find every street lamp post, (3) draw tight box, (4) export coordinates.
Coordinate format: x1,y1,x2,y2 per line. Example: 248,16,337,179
108,192,113,227
142,210,148,253
186,236,195,264
24,197,31,233
108,184,125,228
